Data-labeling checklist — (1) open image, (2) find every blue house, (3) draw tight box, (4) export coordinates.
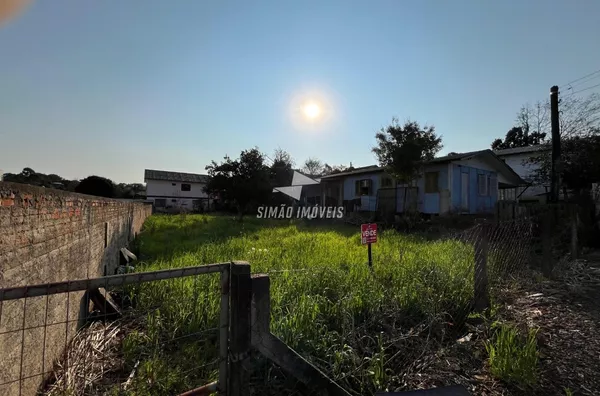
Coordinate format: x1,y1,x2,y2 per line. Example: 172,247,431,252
319,150,525,215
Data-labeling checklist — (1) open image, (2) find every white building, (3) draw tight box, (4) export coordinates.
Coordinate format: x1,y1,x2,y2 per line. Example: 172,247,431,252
144,169,212,212
493,145,551,202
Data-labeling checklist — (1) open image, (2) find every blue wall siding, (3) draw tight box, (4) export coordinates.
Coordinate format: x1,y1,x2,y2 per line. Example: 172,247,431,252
421,164,448,214
454,164,497,214
452,164,462,210
342,172,383,211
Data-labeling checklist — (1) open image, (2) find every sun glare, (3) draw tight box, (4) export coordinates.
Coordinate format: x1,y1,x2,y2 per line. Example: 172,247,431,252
302,102,321,120
287,87,337,132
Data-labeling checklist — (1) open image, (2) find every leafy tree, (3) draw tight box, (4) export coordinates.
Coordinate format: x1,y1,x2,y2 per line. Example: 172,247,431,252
205,148,271,219
491,103,548,150
270,148,295,205
114,183,146,199
521,93,600,189
491,126,547,150
322,164,350,175
529,132,600,191
270,148,294,187
492,93,600,150
302,158,324,177
75,176,116,198
21,167,35,178
372,118,443,209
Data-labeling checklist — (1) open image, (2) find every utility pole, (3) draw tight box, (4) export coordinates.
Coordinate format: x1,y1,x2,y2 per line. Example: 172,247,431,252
550,86,561,203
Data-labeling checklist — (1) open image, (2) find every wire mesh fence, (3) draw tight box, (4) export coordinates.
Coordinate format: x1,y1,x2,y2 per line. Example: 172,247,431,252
0,264,230,396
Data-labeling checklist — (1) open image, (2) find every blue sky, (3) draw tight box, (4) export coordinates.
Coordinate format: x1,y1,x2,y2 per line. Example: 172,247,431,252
2,0,600,183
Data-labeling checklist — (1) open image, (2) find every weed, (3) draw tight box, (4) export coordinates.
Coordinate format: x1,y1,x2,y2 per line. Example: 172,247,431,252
486,324,539,387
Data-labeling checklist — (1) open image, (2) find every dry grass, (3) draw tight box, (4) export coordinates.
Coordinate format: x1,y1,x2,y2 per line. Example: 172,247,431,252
44,321,125,396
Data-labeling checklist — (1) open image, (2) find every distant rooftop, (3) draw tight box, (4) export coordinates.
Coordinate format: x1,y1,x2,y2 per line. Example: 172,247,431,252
144,169,209,183
428,150,490,163
320,165,383,179
493,145,550,156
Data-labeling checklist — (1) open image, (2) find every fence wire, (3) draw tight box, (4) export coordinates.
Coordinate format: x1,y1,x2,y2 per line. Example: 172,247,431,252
0,267,227,396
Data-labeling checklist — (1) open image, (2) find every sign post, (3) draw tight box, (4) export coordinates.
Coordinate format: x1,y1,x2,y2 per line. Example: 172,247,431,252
361,223,377,269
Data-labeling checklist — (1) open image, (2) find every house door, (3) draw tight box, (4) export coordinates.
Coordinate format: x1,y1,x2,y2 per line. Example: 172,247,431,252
461,173,469,212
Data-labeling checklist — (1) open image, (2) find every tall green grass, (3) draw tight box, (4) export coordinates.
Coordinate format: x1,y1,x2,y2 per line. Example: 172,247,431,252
121,214,478,395
485,324,539,387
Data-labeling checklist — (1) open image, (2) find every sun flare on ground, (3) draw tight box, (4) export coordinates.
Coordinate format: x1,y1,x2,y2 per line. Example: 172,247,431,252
302,102,321,120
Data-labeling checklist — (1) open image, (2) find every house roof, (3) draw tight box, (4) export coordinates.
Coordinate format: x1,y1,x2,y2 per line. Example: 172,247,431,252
319,165,383,180
144,169,209,183
320,149,526,186
428,150,489,163
493,145,551,157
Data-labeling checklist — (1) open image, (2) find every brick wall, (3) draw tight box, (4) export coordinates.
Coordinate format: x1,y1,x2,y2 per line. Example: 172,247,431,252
0,182,152,395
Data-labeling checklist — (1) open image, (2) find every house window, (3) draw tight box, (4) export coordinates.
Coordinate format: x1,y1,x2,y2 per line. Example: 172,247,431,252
181,183,191,191
172,183,176,186
154,199,166,207
424,172,439,193
171,199,177,203
478,174,489,196
355,179,372,196
381,176,394,188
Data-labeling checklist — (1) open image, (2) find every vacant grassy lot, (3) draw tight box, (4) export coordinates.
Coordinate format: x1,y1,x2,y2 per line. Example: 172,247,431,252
121,214,478,395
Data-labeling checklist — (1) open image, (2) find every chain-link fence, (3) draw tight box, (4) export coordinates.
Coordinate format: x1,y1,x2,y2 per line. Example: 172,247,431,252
0,264,230,396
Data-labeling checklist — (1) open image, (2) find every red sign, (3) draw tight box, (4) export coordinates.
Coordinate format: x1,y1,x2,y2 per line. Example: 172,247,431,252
361,223,377,245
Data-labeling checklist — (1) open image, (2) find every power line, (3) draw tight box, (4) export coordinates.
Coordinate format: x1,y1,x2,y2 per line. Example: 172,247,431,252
567,82,600,96
560,68,600,88
564,73,600,91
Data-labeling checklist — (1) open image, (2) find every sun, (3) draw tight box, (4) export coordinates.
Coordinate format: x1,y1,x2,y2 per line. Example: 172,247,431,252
302,102,321,120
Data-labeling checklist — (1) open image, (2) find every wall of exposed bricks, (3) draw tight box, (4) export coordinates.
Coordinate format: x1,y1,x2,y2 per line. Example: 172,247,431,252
0,182,152,395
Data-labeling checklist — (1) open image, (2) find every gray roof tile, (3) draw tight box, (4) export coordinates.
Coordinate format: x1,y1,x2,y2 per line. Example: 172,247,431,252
144,169,209,183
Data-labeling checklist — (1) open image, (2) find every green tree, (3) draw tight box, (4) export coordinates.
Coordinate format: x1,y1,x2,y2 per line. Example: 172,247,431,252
75,176,116,198
491,103,548,150
302,157,324,177
372,118,443,209
322,164,349,175
270,148,295,205
205,148,272,219
270,148,294,187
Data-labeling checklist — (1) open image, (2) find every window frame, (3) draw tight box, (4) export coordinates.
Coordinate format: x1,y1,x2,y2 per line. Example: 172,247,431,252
181,183,191,192
355,179,373,196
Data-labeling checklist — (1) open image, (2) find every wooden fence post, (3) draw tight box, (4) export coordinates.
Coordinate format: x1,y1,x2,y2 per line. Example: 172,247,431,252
250,275,351,396
229,261,252,396
474,224,490,312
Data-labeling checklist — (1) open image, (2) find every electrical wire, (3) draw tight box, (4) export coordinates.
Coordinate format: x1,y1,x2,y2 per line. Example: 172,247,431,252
567,82,600,96
560,68,600,89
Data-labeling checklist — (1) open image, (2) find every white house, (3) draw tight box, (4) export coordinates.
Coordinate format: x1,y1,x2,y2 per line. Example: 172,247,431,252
144,169,211,212
493,145,551,202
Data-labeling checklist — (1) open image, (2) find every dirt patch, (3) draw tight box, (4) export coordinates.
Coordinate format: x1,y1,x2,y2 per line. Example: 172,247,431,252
387,253,600,396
